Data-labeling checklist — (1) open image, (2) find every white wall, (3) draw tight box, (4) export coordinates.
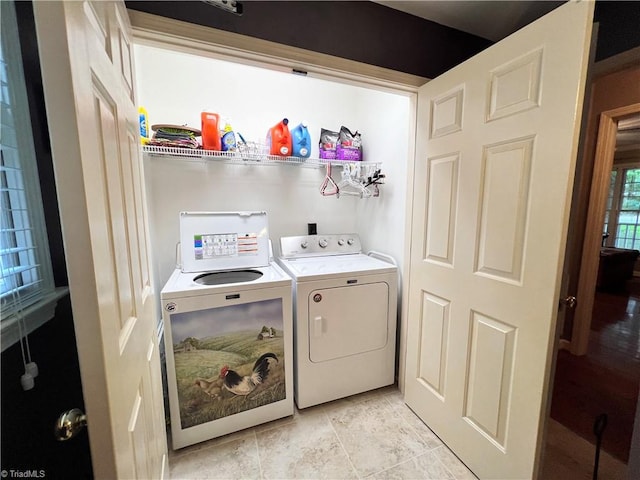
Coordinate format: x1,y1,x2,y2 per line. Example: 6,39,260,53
134,44,410,292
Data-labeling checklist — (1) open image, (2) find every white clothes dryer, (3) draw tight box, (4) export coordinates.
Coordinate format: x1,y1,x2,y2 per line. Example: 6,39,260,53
278,234,398,409
161,211,293,449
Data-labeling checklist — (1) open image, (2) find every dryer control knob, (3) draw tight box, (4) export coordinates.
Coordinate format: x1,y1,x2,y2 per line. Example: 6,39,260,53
319,239,328,248
347,238,355,245
338,239,345,246
301,241,308,249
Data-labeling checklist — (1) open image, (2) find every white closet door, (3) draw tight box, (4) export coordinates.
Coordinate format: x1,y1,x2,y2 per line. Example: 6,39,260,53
404,2,594,479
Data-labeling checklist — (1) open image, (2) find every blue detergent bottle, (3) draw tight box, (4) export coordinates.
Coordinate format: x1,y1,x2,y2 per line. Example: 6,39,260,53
291,121,312,158
220,118,237,152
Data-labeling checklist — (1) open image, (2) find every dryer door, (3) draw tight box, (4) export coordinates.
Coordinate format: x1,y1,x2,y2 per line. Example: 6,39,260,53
308,282,389,363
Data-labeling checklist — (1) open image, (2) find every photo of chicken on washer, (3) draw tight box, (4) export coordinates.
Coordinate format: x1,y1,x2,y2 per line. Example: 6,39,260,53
168,298,286,430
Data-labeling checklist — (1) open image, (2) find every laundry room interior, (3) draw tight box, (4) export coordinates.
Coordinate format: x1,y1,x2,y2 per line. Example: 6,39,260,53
135,43,412,300
136,38,414,451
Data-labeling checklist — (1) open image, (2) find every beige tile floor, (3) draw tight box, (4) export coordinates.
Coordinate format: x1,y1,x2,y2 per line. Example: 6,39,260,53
168,386,477,479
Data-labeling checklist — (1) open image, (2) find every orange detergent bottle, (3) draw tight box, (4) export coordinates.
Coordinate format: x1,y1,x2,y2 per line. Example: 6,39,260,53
267,118,292,156
201,112,221,151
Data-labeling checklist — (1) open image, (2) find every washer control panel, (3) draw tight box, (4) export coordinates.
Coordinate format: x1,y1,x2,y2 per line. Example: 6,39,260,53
280,234,362,258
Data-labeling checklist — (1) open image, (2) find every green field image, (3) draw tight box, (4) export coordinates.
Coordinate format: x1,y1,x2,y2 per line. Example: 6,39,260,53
173,330,286,429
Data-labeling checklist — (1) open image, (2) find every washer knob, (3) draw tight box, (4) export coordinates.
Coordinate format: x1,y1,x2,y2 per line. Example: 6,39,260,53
347,238,355,245
338,239,345,246
301,241,308,249
319,238,328,248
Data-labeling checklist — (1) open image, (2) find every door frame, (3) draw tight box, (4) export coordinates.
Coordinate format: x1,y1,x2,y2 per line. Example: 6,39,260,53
571,100,640,354
560,51,640,354
127,10,426,93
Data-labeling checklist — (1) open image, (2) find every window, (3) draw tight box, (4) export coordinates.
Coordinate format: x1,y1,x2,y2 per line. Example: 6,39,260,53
604,166,640,250
1,1,56,347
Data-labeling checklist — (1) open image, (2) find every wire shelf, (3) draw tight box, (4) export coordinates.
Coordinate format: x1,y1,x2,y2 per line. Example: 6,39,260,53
142,145,381,169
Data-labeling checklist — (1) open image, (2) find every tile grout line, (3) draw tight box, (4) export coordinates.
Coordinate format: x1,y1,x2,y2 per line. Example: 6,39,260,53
383,393,437,453
381,394,462,479
324,407,365,479
377,394,435,477
431,445,464,480
252,430,264,480
335,392,440,479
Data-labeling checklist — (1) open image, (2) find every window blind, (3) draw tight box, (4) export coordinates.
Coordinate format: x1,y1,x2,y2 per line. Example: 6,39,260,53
0,0,54,322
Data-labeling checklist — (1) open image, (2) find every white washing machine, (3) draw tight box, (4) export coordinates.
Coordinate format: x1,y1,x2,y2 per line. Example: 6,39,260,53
278,234,398,408
161,211,293,449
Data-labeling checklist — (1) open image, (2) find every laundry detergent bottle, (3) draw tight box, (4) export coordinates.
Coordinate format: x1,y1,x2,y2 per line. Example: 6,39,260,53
291,121,312,158
138,106,149,145
201,111,221,151
220,118,237,152
267,118,292,156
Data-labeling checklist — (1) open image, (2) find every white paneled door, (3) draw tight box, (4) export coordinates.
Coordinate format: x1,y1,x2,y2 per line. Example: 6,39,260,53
404,2,594,479
33,1,167,478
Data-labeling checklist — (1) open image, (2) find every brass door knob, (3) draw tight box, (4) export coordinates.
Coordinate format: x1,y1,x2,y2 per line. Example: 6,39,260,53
55,408,87,441
561,296,577,309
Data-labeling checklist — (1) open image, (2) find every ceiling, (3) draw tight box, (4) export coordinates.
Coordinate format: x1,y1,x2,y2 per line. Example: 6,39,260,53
375,1,564,42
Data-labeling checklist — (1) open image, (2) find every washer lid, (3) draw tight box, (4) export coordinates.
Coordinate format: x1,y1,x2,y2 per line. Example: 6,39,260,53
179,211,270,273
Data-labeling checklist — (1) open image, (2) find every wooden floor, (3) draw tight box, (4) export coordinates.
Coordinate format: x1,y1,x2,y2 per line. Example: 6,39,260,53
546,278,640,474
541,419,627,480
